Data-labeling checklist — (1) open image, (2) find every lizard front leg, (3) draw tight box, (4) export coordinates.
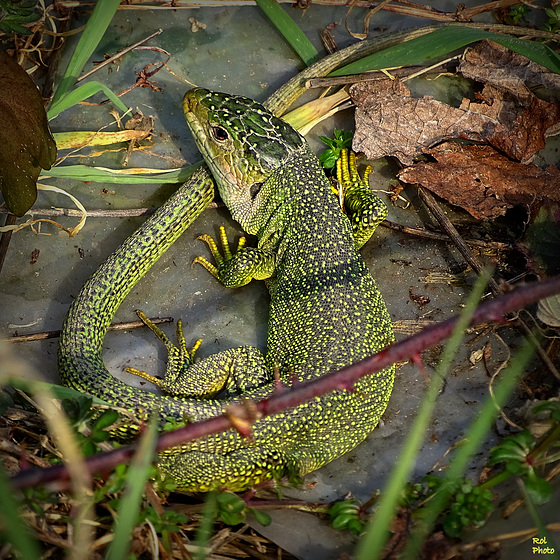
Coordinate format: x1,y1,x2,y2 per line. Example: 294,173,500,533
336,149,388,249
194,226,275,288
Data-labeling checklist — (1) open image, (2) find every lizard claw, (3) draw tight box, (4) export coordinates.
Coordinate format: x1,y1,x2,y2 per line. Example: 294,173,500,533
126,310,202,387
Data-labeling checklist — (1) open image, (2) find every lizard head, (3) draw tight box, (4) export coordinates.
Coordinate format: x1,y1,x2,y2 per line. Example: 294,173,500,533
183,87,304,231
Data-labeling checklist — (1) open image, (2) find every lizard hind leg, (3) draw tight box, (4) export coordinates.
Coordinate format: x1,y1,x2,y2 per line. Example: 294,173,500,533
336,149,389,249
128,310,270,399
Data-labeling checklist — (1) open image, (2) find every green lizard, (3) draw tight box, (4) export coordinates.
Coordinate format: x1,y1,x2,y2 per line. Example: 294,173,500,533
59,87,394,491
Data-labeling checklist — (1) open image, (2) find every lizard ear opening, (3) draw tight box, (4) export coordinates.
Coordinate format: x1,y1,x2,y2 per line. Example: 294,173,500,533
249,182,263,200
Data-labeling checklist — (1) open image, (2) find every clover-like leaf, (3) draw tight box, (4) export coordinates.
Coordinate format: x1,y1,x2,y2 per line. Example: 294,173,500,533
0,52,57,216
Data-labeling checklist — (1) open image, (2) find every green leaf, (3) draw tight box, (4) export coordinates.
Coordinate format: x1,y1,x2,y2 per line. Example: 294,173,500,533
51,0,122,106
249,508,271,527
524,471,553,505
330,26,560,77
6,378,110,405
217,492,246,514
47,80,128,120
93,409,120,431
0,52,57,216
533,401,560,422
254,0,318,66
489,430,534,465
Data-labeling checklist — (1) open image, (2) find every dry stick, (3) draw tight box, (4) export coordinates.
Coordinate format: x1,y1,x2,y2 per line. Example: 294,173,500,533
381,219,508,250
0,202,220,219
305,66,424,89
10,274,560,492
6,317,173,343
418,187,560,382
77,29,163,83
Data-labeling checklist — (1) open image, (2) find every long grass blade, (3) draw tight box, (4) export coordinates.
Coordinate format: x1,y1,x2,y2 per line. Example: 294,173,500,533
0,465,41,560
331,26,560,76
106,417,158,560
255,0,318,66
194,491,218,560
48,81,128,120
42,162,201,184
51,0,122,106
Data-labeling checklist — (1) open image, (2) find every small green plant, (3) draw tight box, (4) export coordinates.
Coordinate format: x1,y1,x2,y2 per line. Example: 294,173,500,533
488,429,554,505
319,129,353,172
508,3,530,24
329,499,366,535
61,396,119,457
544,6,560,32
418,475,494,538
0,0,39,35
216,492,271,527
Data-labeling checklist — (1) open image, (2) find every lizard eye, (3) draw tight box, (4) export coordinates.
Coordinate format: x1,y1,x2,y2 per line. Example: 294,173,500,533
211,126,229,142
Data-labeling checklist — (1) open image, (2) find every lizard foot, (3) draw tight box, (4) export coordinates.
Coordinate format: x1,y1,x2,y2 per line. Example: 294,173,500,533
126,310,201,389
193,225,274,288
335,149,388,249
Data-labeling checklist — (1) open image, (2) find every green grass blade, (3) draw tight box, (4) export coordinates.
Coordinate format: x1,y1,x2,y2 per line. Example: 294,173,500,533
355,271,491,560
106,417,158,560
42,162,201,184
255,0,318,66
47,81,128,121
51,0,122,106
0,464,42,560
194,491,218,560
519,481,560,559
331,26,560,76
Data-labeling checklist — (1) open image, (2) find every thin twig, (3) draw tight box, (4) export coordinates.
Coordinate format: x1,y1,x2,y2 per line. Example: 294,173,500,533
305,67,423,90
0,202,220,219
5,316,174,343
77,29,163,82
382,219,508,250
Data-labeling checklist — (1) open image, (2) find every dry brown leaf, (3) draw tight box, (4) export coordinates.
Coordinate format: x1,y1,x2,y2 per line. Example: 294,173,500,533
458,41,560,162
351,41,560,167
350,80,497,166
459,39,560,103
398,143,560,219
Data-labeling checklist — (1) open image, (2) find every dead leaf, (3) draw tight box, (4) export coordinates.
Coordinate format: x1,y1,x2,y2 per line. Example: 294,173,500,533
537,294,560,327
351,79,498,166
459,39,560,103
458,41,560,162
0,53,57,216
398,143,560,219
351,41,560,167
